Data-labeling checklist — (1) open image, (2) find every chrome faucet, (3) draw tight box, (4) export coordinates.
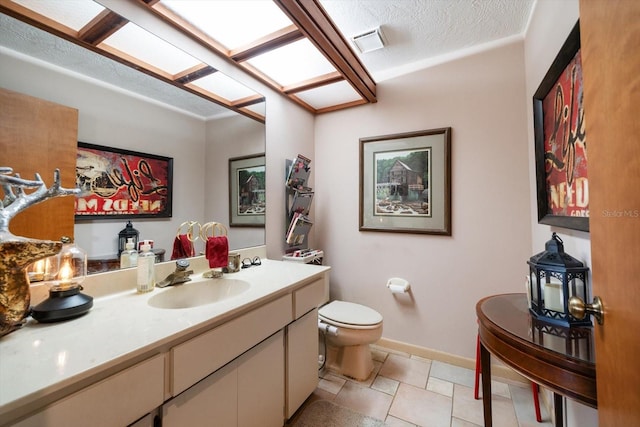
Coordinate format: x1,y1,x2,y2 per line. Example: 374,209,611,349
157,259,194,288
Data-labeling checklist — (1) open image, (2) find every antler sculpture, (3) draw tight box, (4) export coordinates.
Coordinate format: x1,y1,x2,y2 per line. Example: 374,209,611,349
0,167,79,234
0,167,79,336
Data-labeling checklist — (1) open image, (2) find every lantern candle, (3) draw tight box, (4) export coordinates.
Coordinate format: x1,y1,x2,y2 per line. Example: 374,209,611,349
27,257,58,283
544,278,564,312
527,232,591,326
57,257,74,289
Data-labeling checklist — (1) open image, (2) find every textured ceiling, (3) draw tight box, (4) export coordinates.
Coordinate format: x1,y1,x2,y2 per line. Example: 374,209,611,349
320,0,535,81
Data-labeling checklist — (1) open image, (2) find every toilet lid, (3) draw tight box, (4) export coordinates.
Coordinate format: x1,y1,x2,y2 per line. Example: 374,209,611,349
319,301,383,326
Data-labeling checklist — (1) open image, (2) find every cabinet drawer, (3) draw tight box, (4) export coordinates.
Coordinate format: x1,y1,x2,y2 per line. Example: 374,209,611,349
14,354,165,427
171,294,292,395
293,278,326,319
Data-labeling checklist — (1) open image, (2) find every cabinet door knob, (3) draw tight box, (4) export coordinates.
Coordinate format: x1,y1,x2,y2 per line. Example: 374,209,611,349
568,296,604,325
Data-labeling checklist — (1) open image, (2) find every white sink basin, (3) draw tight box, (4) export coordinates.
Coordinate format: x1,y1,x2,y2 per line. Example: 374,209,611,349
147,278,250,309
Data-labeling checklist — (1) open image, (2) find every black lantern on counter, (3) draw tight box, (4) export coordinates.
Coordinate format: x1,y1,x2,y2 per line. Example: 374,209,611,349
118,221,139,256
527,233,590,326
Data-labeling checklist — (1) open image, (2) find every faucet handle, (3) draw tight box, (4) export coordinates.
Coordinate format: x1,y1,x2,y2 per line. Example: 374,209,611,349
176,259,190,271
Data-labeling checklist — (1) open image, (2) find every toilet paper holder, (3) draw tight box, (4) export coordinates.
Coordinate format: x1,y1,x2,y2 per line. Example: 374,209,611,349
387,277,410,294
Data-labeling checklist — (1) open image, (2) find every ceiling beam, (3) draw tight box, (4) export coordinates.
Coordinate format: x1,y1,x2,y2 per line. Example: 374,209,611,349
230,25,304,62
282,71,343,95
174,64,218,84
274,0,376,103
232,94,266,108
78,9,128,45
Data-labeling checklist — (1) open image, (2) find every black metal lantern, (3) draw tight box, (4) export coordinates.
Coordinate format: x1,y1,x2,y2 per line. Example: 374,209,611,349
527,233,590,326
118,221,139,256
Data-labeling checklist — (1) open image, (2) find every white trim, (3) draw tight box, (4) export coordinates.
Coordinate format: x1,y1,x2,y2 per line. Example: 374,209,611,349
375,336,529,384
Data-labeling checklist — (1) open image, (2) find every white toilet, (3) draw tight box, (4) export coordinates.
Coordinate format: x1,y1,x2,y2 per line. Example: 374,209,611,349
318,300,383,381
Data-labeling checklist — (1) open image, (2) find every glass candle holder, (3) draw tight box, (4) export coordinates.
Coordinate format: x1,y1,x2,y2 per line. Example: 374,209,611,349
51,237,87,291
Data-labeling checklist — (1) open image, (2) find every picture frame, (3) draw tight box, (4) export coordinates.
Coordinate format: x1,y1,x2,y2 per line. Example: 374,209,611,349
360,128,451,235
533,21,589,232
229,153,265,227
75,142,173,220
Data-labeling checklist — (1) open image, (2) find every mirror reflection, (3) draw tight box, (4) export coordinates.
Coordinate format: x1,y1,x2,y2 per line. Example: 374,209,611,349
0,9,266,273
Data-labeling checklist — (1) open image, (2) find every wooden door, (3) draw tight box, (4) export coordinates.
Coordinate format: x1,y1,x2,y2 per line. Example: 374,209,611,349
579,0,640,425
0,88,77,241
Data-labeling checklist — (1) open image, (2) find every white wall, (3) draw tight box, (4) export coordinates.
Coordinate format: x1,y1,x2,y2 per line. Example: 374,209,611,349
0,50,205,258
524,0,597,425
263,96,316,259
314,39,532,359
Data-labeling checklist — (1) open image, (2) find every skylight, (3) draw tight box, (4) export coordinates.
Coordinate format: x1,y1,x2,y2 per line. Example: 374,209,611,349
149,0,375,112
295,80,362,110
161,1,292,51
189,73,258,103
3,0,377,116
247,38,337,87
12,0,104,31
101,22,201,76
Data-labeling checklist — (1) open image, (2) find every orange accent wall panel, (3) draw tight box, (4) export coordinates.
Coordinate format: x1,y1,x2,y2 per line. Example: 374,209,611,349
0,88,78,241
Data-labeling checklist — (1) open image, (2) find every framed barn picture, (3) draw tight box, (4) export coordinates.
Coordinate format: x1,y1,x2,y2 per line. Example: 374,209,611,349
359,128,451,235
229,153,265,227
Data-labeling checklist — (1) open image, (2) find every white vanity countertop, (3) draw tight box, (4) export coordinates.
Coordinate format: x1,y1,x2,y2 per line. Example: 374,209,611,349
0,257,329,421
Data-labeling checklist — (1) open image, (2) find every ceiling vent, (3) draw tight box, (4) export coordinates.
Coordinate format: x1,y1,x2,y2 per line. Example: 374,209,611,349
351,27,385,53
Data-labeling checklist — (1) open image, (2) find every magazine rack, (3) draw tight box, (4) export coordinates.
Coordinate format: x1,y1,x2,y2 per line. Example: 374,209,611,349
285,154,314,254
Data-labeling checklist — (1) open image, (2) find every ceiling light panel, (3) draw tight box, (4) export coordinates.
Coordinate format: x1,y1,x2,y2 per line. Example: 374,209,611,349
160,0,293,50
295,80,362,110
101,22,201,75
11,0,105,31
189,72,258,102
247,38,337,87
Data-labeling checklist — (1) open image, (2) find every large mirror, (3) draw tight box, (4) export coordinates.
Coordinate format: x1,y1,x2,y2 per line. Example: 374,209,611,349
0,8,266,272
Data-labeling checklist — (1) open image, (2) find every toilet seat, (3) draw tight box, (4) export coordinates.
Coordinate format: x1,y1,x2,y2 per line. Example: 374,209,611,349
319,301,383,330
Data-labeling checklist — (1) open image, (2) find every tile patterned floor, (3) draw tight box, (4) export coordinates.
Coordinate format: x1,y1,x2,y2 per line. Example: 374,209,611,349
295,344,554,427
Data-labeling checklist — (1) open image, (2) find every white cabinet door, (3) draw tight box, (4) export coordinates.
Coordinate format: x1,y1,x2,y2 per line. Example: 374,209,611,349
162,361,238,427
285,309,319,418
171,295,291,396
238,331,285,427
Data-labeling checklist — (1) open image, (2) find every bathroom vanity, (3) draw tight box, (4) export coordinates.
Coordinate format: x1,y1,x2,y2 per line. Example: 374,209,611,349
0,253,329,427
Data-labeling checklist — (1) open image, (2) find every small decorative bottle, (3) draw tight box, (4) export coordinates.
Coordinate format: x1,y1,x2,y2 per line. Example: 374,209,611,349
120,238,138,268
137,240,155,293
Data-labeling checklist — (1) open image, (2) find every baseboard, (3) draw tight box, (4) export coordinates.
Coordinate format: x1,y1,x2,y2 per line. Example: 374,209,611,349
375,337,529,385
